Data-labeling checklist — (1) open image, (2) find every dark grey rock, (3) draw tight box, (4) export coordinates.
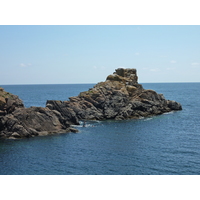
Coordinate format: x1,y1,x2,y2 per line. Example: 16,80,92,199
0,89,78,139
0,106,76,139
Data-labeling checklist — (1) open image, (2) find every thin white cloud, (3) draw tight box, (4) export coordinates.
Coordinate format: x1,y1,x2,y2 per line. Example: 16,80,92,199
191,62,200,66
135,52,140,56
20,63,26,67
20,63,31,67
170,60,177,64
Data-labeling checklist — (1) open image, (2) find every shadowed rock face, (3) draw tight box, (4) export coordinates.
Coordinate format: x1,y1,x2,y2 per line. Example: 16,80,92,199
46,68,182,121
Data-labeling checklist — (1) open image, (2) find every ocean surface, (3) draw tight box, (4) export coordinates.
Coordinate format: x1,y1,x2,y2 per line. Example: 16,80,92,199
0,83,200,175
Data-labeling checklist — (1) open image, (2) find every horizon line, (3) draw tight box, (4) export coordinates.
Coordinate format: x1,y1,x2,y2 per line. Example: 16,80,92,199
1,81,200,86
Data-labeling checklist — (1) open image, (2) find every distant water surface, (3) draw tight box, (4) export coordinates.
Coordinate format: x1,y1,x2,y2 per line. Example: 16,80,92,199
1,84,94,108
1,83,200,175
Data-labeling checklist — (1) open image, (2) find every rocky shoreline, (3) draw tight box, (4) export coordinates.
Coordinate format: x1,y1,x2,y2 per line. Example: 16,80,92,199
0,68,182,139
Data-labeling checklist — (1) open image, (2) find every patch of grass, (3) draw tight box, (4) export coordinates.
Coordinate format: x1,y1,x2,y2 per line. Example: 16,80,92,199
0,92,14,99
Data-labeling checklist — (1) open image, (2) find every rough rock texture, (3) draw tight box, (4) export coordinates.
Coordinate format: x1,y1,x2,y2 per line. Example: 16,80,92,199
0,107,78,139
0,87,24,116
46,100,79,125
0,68,182,139
0,88,77,139
46,68,182,121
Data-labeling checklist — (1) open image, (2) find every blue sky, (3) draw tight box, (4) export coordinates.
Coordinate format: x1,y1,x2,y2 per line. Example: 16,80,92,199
1,25,200,84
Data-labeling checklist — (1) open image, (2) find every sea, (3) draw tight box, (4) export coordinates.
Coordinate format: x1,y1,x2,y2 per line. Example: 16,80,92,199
0,83,200,175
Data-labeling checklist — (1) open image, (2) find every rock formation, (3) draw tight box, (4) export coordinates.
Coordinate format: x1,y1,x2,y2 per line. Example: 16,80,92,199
0,68,182,139
0,87,24,116
0,87,77,139
46,68,182,121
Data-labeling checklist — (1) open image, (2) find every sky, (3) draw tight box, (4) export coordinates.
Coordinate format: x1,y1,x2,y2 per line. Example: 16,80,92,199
1,25,200,85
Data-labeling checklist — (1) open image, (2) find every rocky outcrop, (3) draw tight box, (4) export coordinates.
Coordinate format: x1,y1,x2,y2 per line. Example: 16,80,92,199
0,87,24,116
46,68,182,121
0,88,77,139
0,68,182,139
46,100,79,125
0,106,78,139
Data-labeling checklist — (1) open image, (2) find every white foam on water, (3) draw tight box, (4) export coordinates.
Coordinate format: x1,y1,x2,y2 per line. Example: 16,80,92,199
144,117,153,121
163,111,175,115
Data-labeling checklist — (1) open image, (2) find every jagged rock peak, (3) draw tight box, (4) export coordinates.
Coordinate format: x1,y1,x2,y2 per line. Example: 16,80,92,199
115,68,137,77
106,68,138,85
0,87,24,116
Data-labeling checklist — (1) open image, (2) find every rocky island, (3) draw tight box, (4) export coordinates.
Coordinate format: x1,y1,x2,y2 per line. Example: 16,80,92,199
47,68,182,121
0,68,182,139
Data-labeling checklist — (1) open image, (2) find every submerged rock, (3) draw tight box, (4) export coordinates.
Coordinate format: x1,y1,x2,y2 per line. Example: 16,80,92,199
46,68,182,121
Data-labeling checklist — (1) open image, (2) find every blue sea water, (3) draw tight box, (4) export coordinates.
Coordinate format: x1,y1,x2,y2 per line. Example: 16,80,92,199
0,83,200,175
